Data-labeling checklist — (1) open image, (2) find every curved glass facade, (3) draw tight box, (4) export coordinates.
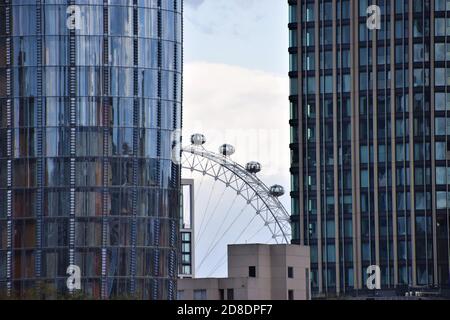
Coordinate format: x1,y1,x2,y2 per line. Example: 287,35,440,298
0,0,182,299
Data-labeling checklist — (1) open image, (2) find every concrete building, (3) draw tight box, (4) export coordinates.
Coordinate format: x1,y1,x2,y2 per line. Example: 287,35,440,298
177,244,311,300
289,0,450,298
180,179,195,279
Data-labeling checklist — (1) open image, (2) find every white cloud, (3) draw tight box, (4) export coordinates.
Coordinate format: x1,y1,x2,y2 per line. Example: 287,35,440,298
182,62,291,277
184,0,288,75
183,62,290,181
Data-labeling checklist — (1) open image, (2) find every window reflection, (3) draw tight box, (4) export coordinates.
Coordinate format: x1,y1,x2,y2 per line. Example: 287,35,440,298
1,2,182,299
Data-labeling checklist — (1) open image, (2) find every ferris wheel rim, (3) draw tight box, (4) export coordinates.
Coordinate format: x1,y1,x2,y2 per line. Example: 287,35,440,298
181,144,291,244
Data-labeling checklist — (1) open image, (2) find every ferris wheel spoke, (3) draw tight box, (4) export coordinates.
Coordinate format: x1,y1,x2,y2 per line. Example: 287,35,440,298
197,202,249,271
195,179,217,245
202,208,259,277
245,224,268,243
200,193,239,258
196,186,227,244
205,253,227,278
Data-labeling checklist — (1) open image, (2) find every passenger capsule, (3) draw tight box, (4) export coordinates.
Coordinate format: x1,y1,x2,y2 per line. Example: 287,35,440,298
270,185,285,197
191,134,206,146
219,144,235,156
245,161,261,174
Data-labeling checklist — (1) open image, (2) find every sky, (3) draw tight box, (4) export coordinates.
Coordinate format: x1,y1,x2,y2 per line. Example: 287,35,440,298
182,0,289,277
184,0,288,75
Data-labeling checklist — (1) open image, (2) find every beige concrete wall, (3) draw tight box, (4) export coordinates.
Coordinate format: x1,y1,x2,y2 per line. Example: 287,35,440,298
269,245,310,300
177,278,221,300
283,245,310,300
228,244,272,279
219,278,251,300
177,244,311,300
270,246,288,300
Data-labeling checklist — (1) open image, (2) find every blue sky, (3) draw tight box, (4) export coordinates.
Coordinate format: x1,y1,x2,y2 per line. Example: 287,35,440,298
184,0,288,75
182,0,290,277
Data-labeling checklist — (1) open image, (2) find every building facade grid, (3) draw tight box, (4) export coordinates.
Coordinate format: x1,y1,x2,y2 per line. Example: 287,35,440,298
289,0,450,297
0,0,183,300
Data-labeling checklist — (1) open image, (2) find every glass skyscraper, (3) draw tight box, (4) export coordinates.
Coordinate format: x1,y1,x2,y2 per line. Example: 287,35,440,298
0,0,182,299
289,0,450,297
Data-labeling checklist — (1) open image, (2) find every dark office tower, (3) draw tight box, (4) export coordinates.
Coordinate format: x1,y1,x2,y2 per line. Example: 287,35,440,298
289,0,450,297
0,0,182,300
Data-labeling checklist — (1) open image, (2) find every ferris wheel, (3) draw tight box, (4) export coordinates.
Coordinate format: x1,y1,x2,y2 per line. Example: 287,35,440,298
181,134,292,276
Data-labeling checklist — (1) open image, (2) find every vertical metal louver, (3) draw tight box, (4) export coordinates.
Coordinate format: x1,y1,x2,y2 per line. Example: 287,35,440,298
101,0,110,300
129,0,140,296
34,0,44,293
4,0,13,297
68,1,77,296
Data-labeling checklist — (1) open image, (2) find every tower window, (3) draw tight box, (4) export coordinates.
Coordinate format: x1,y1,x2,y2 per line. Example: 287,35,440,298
227,289,234,300
288,290,294,300
288,267,294,278
249,266,256,278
